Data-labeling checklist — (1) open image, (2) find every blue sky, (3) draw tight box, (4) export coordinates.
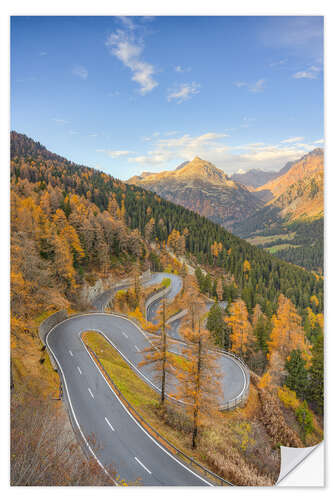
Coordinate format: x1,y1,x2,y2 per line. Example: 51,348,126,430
11,16,324,179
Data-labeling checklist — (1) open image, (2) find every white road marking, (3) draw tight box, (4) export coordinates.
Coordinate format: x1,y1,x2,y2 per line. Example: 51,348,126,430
69,350,73,357
83,333,213,485
122,331,128,339
134,345,140,352
45,335,115,483
85,328,186,404
47,306,236,486
134,456,152,475
88,388,94,399
77,366,82,375
104,417,115,431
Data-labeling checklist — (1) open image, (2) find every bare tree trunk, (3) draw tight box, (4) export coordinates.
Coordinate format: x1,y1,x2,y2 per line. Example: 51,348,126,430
192,407,198,449
161,299,166,404
191,303,195,331
10,358,14,392
192,330,202,450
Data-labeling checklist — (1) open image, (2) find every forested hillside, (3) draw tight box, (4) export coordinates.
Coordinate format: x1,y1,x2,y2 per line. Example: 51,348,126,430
128,156,263,229
11,132,323,321
233,149,324,273
10,131,324,485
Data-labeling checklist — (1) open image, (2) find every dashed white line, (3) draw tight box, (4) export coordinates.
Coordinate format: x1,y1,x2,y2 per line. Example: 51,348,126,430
77,366,82,375
81,322,213,485
69,350,73,357
134,456,151,474
104,417,115,431
134,345,140,352
88,387,94,399
122,331,128,339
48,309,216,486
46,335,114,483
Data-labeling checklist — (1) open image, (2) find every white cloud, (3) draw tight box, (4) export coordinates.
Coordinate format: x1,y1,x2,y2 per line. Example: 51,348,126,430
260,17,323,61
174,65,191,73
117,16,136,30
309,65,321,72
234,81,247,88
249,79,266,93
234,79,266,93
165,131,178,136
292,63,322,80
128,132,229,166
97,149,133,158
167,82,200,103
142,131,160,142
106,29,157,95
239,145,307,162
314,139,324,144
292,71,316,80
72,65,88,80
281,137,304,143
39,51,47,57
295,143,316,151
126,132,317,175
237,143,265,149
269,58,288,67
52,118,68,124
141,16,155,23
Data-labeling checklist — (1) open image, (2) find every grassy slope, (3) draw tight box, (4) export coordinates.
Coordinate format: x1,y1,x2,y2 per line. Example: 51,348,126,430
83,331,279,485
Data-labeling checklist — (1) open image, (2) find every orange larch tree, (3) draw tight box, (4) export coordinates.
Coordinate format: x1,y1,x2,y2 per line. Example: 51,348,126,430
107,194,119,218
53,234,76,288
144,217,155,242
252,303,263,328
243,259,251,276
210,241,223,264
267,294,310,361
174,324,223,449
216,277,224,302
167,229,185,256
225,298,253,358
139,299,175,404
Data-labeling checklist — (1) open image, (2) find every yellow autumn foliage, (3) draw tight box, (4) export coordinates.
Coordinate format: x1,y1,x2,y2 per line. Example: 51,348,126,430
277,385,299,411
258,372,272,389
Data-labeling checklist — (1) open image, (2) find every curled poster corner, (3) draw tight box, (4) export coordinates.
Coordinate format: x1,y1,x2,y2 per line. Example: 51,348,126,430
276,441,324,486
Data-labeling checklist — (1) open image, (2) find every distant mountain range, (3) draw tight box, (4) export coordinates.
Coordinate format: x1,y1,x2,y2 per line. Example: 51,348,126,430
128,156,264,230
255,148,323,218
233,149,323,272
128,149,324,272
230,161,294,188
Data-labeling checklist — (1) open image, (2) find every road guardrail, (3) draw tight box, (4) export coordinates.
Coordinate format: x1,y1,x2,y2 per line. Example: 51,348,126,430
87,345,233,487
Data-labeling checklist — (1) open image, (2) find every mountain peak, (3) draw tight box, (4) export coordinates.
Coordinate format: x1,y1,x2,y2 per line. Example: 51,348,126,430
127,155,263,229
175,156,230,183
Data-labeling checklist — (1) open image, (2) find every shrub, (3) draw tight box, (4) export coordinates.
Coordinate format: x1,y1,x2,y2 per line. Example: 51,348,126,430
277,385,299,411
295,401,314,443
162,277,171,289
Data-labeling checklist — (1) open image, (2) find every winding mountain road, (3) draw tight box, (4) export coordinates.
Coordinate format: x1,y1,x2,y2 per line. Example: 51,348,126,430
45,273,247,485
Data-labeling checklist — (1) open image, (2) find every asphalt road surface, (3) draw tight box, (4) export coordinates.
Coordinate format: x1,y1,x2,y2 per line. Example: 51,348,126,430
145,273,183,323
145,278,244,406
46,273,246,485
92,273,170,312
47,313,214,485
